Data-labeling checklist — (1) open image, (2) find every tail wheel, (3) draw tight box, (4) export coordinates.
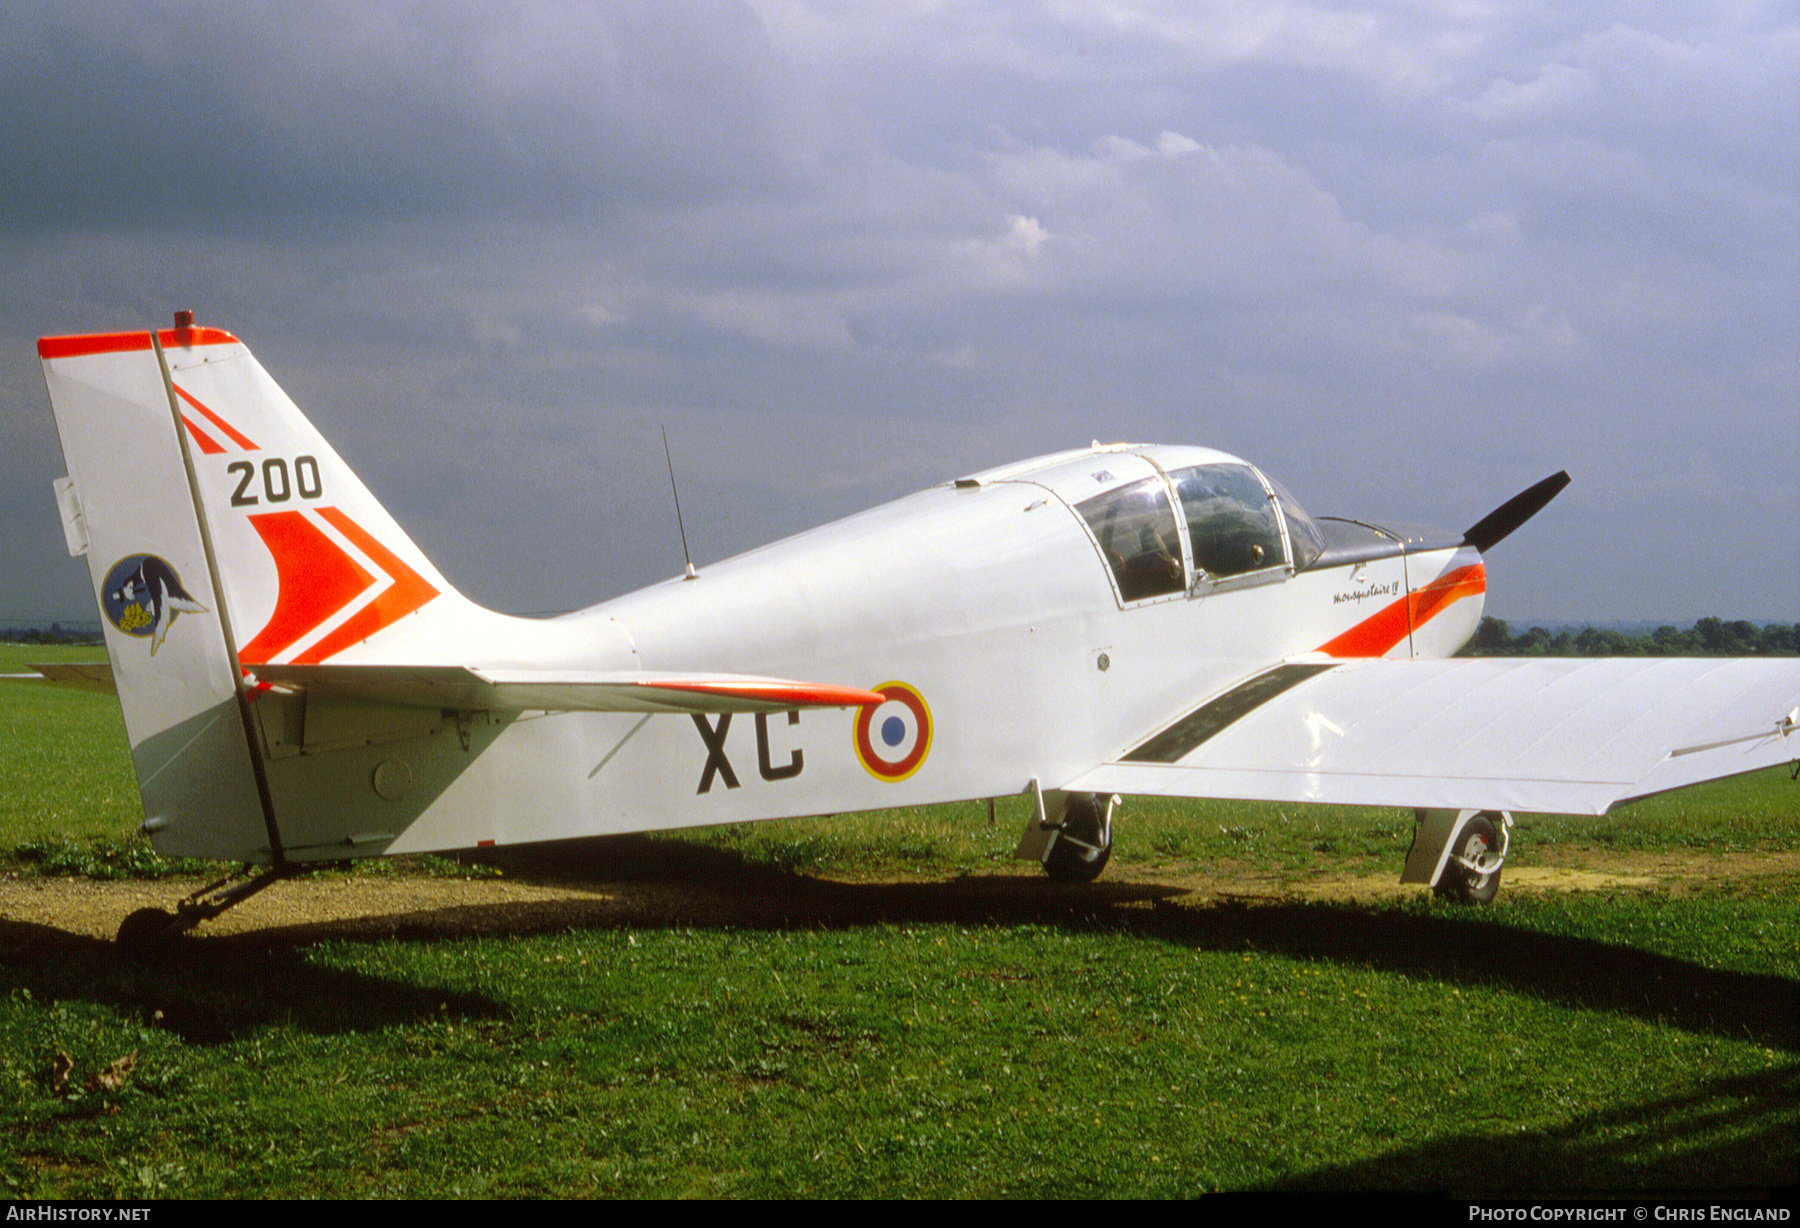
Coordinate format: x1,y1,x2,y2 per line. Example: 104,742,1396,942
1434,813,1502,905
1044,794,1112,883
116,907,181,955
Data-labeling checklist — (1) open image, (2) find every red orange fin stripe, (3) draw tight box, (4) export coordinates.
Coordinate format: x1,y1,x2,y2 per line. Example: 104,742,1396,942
179,415,226,455
174,385,259,451
36,327,241,359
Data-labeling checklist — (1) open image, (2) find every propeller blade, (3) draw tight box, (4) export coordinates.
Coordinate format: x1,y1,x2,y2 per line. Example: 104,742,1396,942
1463,471,1571,553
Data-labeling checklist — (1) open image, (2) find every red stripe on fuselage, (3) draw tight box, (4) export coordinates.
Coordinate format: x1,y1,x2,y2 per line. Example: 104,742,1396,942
643,679,887,708
1409,561,1487,631
1315,562,1486,658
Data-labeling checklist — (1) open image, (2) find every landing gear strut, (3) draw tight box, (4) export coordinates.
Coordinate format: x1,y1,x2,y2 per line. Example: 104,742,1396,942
1402,808,1511,904
1043,793,1116,883
1434,813,1505,904
115,864,292,953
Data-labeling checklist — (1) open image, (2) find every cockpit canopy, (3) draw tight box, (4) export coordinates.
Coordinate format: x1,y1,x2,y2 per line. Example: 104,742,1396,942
981,446,1325,605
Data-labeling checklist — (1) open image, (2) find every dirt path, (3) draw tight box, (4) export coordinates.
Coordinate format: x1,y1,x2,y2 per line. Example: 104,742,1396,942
2,847,1793,945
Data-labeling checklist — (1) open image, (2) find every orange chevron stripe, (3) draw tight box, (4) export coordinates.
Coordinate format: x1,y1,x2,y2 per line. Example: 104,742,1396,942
238,511,375,663
293,508,440,663
238,508,438,664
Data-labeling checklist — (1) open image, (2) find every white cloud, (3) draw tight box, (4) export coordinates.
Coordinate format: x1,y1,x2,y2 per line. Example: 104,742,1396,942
1463,61,1593,123
1043,0,1487,96
1002,214,1051,255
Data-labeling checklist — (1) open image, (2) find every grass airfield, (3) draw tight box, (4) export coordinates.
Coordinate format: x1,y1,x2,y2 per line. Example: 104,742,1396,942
0,644,1794,1197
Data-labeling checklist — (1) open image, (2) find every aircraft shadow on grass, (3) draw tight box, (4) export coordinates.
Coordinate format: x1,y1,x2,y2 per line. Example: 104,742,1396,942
0,836,1790,1058
0,918,511,1045
1255,1061,1799,1193
3,899,1786,1196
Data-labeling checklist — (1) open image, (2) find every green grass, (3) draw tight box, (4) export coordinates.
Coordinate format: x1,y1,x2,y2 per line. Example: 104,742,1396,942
0,646,1794,1196
0,645,139,847
0,909,1791,1197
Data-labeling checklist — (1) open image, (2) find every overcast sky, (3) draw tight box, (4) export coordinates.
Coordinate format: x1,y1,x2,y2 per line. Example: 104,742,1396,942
1,0,1793,625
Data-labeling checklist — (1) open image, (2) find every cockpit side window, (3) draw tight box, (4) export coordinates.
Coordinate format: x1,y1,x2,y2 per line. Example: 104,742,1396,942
1171,464,1286,579
1076,476,1185,602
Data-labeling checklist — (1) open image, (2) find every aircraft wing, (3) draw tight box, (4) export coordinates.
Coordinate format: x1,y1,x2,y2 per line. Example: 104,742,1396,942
9,661,882,715
1065,657,1800,815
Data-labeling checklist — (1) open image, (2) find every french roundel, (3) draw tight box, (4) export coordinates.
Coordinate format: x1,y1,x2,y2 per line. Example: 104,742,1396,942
854,682,933,782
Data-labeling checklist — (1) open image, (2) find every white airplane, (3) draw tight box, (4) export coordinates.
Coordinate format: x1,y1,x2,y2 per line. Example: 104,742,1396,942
26,315,1800,945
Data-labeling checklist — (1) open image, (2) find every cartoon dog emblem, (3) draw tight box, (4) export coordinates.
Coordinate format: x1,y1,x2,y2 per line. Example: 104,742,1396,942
100,555,208,655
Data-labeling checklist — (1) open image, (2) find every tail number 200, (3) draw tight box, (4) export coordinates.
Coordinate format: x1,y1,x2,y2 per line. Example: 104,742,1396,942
228,456,323,507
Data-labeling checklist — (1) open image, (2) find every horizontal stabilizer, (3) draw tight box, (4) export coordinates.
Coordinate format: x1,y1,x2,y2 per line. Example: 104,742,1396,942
5,662,118,694
7,661,884,714
250,664,885,714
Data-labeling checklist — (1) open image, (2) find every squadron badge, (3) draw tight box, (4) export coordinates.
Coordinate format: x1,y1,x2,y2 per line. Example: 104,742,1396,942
101,554,208,655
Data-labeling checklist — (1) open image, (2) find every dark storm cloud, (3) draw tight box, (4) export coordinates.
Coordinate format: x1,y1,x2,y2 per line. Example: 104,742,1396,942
0,0,795,233
2,1,1794,621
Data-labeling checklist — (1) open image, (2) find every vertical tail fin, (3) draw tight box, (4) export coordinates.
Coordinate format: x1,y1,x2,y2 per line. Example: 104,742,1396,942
39,319,485,861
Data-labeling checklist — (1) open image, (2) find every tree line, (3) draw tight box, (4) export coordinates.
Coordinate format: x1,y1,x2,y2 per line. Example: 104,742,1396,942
1463,617,1798,657
0,624,101,646
6,617,1796,656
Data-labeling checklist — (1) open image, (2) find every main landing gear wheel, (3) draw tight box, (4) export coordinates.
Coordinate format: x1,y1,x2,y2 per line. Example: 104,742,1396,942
1435,813,1502,905
1044,793,1113,883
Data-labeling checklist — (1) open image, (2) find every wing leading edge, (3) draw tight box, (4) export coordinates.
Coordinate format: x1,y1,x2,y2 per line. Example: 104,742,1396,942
1065,657,1800,815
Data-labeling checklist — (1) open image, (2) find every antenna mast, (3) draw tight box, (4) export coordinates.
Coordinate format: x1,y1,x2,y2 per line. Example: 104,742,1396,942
662,427,699,580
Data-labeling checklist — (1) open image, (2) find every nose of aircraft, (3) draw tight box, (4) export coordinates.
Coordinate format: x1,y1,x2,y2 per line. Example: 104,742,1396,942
1462,471,1572,554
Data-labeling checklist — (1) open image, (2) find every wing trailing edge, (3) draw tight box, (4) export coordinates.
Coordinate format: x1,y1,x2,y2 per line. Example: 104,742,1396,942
8,662,117,693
